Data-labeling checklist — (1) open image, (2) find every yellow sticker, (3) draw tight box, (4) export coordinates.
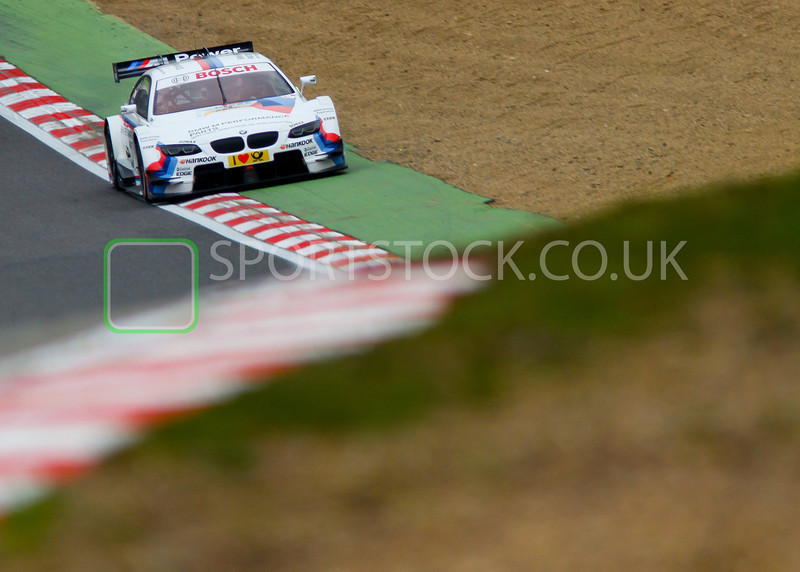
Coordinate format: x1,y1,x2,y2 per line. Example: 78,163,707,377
228,151,269,167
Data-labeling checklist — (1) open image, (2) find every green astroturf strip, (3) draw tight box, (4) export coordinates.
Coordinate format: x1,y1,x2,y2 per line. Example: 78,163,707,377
0,0,562,254
0,0,172,118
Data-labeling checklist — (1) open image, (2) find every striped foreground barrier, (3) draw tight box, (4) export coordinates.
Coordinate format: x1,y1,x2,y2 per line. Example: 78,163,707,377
0,265,479,518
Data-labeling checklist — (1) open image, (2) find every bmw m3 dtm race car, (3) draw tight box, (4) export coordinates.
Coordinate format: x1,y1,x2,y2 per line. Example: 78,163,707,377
103,41,346,202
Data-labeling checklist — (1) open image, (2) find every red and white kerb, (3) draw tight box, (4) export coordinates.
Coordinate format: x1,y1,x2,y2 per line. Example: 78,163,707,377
0,59,105,164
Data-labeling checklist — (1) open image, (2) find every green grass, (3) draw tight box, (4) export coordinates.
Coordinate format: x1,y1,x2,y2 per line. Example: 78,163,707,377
3,169,800,548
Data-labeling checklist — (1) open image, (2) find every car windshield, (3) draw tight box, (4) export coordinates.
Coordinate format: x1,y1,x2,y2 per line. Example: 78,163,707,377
153,68,294,115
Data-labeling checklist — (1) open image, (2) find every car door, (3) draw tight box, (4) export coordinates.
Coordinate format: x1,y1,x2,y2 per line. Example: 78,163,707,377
121,75,152,169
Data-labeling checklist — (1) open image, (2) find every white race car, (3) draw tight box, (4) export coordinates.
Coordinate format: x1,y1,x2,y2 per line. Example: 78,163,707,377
104,42,346,202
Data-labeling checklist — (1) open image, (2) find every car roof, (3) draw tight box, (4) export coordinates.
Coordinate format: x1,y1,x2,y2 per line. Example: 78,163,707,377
147,51,276,82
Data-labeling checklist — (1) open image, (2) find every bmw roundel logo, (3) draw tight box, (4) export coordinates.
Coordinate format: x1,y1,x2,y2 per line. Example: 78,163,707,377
239,130,248,135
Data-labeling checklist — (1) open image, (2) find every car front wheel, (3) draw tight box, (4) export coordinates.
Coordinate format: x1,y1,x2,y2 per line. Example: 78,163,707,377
103,123,123,190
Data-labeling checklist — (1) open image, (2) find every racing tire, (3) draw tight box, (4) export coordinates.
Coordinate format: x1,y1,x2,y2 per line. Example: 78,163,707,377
103,123,123,190
134,137,153,203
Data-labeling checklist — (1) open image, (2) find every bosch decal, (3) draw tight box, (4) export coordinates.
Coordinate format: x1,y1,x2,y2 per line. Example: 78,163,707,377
195,65,258,79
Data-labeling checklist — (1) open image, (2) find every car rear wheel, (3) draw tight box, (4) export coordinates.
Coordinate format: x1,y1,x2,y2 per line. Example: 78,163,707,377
134,138,153,203
103,123,123,190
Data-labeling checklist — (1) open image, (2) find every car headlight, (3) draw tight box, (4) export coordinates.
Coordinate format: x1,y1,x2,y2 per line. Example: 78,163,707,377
158,144,202,156
288,120,321,138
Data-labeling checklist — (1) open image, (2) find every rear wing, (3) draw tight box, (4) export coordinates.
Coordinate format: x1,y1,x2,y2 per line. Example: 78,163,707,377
112,41,254,83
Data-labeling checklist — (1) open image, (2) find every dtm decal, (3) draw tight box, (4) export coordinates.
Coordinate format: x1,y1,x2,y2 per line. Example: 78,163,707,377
196,65,258,79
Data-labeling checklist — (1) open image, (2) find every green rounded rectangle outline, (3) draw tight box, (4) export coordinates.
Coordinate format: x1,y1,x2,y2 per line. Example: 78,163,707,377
103,238,199,333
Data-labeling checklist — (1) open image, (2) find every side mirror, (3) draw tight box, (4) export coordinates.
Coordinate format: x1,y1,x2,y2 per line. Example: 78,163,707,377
299,75,317,96
120,103,136,114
